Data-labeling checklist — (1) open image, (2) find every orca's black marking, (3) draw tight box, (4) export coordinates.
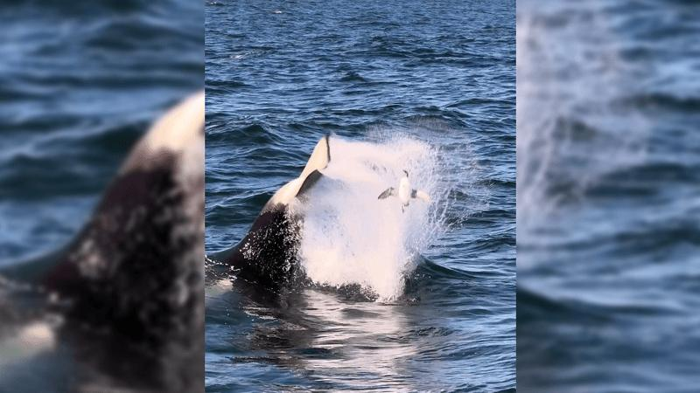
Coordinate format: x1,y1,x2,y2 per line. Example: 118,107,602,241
212,206,302,289
298,169,324,198
43,151,202,342
0,92,204,393
324,134,331,162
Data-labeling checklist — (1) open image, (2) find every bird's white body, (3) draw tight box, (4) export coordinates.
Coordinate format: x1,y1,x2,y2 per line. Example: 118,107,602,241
398,175,411,206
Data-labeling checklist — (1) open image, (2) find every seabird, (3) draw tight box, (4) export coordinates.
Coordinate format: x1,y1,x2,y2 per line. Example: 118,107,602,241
378,170,430,212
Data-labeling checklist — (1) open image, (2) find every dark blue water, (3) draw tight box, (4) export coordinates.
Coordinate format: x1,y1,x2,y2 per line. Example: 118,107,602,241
0,0,202,267
206,0,515,391
517,0,700,391
0,1,202,391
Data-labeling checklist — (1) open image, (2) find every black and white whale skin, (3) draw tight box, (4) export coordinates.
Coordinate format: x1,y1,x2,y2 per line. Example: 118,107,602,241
209,135,331,289
0,92,204,393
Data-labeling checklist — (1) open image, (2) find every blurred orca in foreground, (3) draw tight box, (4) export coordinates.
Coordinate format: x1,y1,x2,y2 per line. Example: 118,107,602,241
378,170,430,213
208,135,331,289
0,92,204,393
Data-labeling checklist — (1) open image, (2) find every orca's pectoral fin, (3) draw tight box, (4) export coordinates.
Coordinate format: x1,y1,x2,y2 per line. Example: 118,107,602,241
296,169,324,199
411,189,431,202
300,135,331,179
378,187,396,200
261,135,332,211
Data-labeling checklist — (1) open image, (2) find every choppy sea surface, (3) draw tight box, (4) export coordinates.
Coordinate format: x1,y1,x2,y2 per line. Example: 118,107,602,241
0,0,202,391
0,0,202,266
206,0,515,391
518,0,700,391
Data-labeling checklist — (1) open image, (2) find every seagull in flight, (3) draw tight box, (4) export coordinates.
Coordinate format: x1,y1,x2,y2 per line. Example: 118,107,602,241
378,170,430,212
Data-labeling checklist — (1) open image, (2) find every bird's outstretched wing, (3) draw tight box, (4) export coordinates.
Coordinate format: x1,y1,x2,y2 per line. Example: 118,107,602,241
411,189,431,202
378,187,396,199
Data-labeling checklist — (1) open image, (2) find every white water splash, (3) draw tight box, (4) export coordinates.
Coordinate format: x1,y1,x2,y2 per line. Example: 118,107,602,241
290,135,451,300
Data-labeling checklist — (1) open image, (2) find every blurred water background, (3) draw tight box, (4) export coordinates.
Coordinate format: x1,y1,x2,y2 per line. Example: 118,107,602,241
517,0,700,391
0,0,202,266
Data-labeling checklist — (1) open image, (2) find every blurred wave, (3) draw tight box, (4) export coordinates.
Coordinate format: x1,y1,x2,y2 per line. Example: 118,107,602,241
0,0,202,264
517,0,700,391
0,0,203,392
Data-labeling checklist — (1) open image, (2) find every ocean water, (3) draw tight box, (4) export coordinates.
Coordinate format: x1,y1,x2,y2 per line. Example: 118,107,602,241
518,0,700,391
0,0,203,266
206,0,515,391
0,0,202,391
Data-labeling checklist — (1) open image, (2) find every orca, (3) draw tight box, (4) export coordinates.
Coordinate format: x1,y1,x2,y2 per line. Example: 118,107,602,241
0,92,204,393
208,135,331,289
